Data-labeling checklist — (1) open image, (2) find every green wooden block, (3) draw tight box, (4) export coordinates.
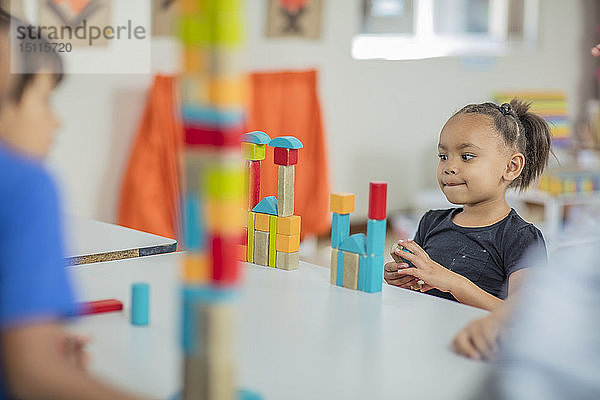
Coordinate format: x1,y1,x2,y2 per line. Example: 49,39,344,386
268,215,277,267
205,166,243,200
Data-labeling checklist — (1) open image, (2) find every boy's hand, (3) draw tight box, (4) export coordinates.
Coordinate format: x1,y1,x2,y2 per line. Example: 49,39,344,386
61,333,91,371
452,314,503,361
392,240,463,293
384,262,421,289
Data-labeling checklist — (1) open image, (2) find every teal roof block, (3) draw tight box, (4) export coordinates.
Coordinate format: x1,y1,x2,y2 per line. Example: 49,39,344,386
252,196,278,215
242,131,271,145
268,136,304,149
339,233,367,255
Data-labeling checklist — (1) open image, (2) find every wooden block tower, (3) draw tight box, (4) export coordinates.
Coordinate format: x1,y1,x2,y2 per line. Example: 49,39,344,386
177,0,250,399
242,135,303,271
330,182,388,293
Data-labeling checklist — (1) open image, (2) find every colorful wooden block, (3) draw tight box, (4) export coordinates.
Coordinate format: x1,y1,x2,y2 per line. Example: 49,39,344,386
242,130,271,144
254,213,271,232
368,182,388,220
273,148,298,166
277,165,295,217
336,248,344,286
357,254,367,291
210,234,239,284
183,192,204,251
330,249,338,284
252,196,278,215
131,283,150,326
276,251,299,270
330,193,355,214
331,213,350,249
206,166,243,200
253,230,269,266
268,216,277,267
242,142,266,161
248,160,261,210
364,255,385,293
276,233,300,253
183,253,210,284
339,233,367,255
241,227,248,245
269,136,304,149
205,198,242,235
366,218,386,256
247,212,255,263
78,299,123,316
184,124,242,148
277,215,301,235
342,251,360,290
238,245,247,262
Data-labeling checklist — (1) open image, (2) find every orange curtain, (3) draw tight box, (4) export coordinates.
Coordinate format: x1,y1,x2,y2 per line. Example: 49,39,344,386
248,69,330,237
118,75,182,239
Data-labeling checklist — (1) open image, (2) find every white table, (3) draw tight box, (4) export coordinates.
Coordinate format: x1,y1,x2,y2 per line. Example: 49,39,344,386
64,215,177,265
67,253,490,400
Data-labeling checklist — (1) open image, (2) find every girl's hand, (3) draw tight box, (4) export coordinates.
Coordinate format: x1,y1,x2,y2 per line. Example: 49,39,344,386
61,333,92,371
384,262,421,289
392,240,464,293
452,314,503,361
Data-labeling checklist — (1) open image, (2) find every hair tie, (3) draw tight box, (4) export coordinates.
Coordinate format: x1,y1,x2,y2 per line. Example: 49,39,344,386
499,103,512,116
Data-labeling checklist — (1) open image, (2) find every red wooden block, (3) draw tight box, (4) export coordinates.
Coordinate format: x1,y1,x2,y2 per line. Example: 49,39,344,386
184,123,243,148
210,234,241,285
273,148,298,166
79,299,123,315
368,181,387,220
249,160,261,209
241,227,248,245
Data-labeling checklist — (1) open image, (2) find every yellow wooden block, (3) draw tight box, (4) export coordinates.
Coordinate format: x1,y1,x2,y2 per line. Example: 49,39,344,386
205,198,243,235
277,215,301,235
342,251,359,290
254,213,271,232
242,143,266,161
276,233,300,253
209,76,248,108
330,193,355,214
247,212,255,263
182,253,210,284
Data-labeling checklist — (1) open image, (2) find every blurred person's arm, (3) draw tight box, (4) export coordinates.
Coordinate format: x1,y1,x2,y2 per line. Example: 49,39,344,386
1,322,150,400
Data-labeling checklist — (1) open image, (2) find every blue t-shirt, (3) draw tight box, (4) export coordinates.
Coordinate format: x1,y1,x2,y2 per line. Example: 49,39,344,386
413,208,547,301
0,142,75,398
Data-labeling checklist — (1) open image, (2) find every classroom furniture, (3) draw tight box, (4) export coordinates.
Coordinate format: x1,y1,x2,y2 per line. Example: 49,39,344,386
66,253,490,400
64,215,177,265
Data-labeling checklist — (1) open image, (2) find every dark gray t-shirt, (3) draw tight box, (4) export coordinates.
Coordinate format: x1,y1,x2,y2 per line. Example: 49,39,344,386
413,208,546,301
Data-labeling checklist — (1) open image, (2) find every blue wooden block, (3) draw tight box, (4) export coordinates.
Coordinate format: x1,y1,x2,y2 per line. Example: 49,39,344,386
268,136,304,149
366,219,386,256
182,105,244,127
131,283,150,326
339,233,367,255
183,193,205,251
252,196,278,215
331,213,350,249
363,255,384,293
242,130,271,144
336,249,344,286
357,254,367,291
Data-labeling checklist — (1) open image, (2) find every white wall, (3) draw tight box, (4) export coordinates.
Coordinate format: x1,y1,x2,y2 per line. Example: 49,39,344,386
47,0,591,223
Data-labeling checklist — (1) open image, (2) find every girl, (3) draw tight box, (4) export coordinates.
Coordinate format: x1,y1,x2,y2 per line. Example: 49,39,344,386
384,99,550,311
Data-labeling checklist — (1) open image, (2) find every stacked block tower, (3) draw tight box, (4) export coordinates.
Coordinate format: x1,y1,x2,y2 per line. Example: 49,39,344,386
330,182,388,293
177,0,247,399
241,133,303,271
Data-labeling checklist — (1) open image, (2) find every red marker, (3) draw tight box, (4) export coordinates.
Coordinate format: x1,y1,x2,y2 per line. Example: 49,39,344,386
78,299,123,315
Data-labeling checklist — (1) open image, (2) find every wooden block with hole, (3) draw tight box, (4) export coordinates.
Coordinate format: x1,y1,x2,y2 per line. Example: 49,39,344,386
276,251,299,270
253,230,269,266
277,215,301,236
277,165,295,217
342,251,360,290
254,213,270,232
276,233,300,253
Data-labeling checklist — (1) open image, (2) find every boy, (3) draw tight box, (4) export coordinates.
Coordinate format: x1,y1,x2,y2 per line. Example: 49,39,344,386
0,10,149,400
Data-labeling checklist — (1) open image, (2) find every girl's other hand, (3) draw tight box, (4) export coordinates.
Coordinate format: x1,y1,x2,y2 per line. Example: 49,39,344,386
384,262,420,289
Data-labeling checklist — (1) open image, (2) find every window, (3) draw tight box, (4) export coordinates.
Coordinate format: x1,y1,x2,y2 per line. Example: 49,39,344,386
353,0,539,60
